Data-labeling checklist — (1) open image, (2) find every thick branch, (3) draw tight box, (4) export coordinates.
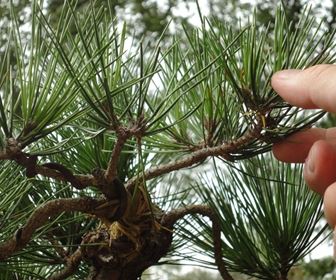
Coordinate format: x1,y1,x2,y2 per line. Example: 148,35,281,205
35,164,128,201
1,138,99,189
0,150,13,160
35,164,99,188
105,119,146,183
0,197,119,260
105,128,130,183
48,249,83,280
162,205,233,280
1,138,130,205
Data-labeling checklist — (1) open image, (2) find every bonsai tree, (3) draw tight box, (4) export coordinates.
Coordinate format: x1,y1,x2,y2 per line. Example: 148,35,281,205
0,1,334,279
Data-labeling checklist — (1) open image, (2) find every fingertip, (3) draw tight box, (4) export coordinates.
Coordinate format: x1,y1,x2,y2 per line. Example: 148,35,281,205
271,139,309,163
272,143,293,163
271,142,299,163
271,71,289,101
304,140,336,195
271,69,302,89
272,64,336,112
324,182,336,227
271,143,283,161
271,69,316,109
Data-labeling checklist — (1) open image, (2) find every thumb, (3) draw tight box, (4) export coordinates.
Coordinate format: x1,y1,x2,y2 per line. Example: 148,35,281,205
272,64,336,112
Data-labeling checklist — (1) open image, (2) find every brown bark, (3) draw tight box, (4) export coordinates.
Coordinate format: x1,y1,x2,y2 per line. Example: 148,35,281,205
81,224,173,280
0,106,265,279
0,197,123,260
48,249,83,280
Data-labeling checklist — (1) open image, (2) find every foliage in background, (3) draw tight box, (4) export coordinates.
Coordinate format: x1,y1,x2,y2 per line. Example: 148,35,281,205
180,158,325,279
0,0,336,279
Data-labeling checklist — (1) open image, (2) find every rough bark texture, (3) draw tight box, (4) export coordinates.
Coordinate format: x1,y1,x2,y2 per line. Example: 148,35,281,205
81,223,173,280
0,112,262,279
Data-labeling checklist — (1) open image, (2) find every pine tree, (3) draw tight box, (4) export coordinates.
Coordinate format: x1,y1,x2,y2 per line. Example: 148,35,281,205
0,1,335,279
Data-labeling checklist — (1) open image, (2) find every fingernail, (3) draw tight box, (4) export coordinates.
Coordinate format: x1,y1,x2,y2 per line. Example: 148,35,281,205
305,147,316,174
273,69,301,80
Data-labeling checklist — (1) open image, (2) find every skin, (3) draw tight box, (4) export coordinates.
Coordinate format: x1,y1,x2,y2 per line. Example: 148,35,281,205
271,64,336,256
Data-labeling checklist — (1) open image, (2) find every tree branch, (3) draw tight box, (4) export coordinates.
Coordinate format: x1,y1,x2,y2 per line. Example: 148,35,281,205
48,248,83,280
0,150,13,160
127,115,263,189
1,138,132,201
0,138,100,188
105,119,146,183
0,197,120,260
162,205,233,280
105,127,130,183
35,164,99,188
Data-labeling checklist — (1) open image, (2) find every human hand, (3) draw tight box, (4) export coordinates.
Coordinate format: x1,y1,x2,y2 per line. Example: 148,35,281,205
271,64,336,255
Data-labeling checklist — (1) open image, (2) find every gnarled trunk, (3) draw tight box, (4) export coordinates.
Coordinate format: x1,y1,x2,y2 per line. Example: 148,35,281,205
82,214,173,280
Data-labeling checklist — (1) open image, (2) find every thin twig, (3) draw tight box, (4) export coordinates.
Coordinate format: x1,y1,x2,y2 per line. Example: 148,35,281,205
48,248,83,280
0,197,119,260
162,205,233,280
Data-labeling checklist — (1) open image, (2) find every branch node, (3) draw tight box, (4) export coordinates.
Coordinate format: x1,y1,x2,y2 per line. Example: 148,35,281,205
14,153,39,178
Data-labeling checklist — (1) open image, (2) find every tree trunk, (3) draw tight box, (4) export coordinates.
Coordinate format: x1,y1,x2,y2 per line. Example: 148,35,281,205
87,267,122,280
82,225,173,280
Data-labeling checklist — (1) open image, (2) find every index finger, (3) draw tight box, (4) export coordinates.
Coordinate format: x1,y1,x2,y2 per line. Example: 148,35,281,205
272,127,336,163
271,64,336,113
